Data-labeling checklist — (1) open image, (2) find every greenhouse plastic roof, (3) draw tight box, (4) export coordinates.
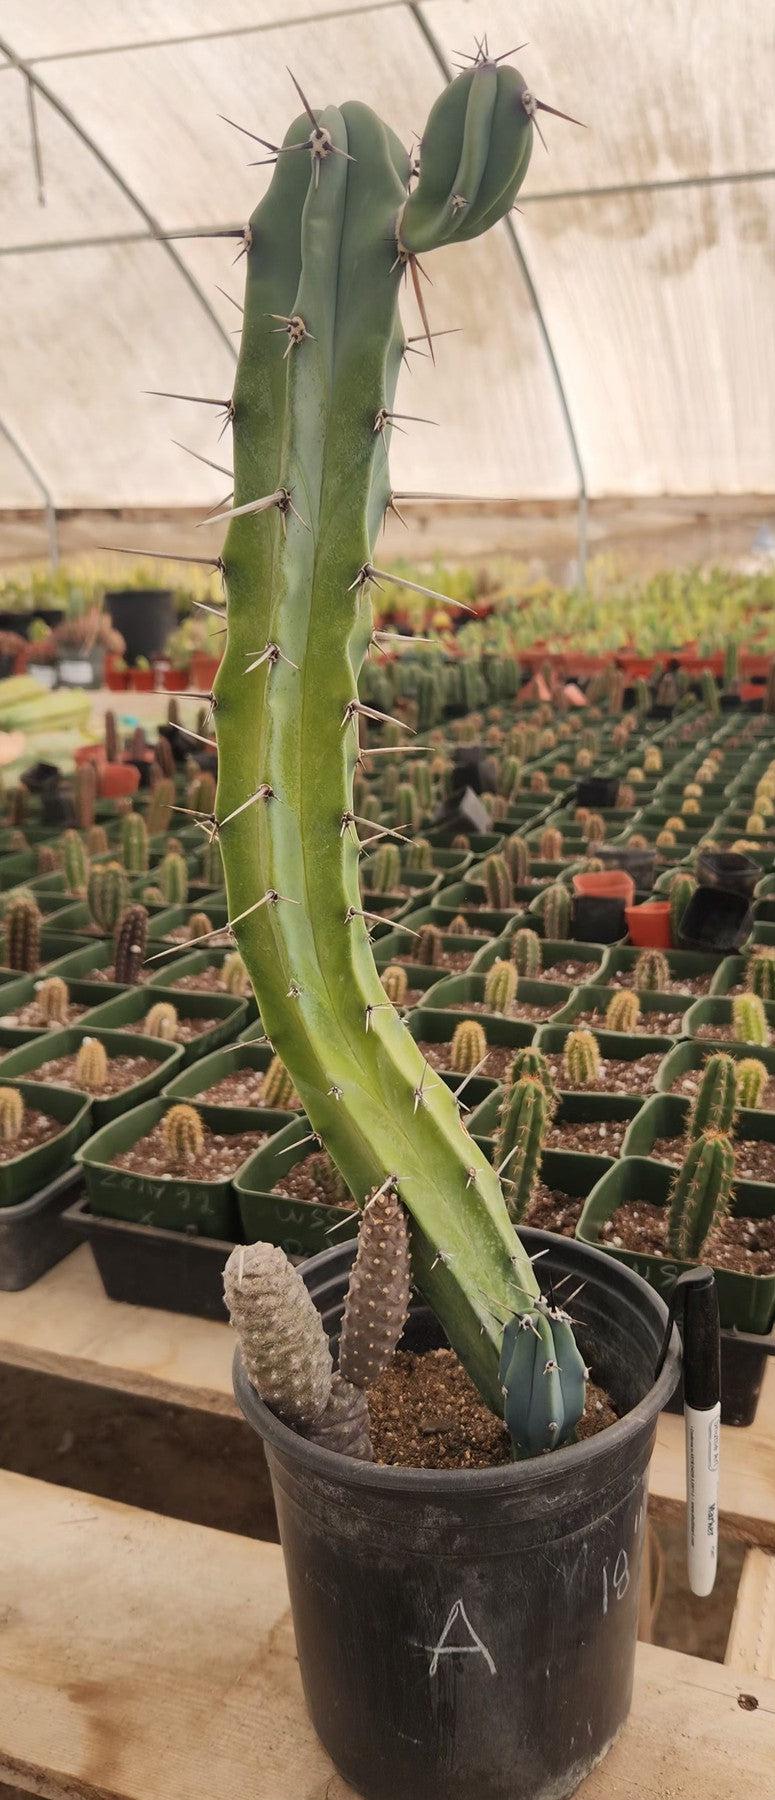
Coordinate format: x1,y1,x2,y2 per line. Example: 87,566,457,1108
1,1,774,515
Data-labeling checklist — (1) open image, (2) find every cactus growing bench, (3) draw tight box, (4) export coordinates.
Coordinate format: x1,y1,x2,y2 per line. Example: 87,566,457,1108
0,1469,772,1800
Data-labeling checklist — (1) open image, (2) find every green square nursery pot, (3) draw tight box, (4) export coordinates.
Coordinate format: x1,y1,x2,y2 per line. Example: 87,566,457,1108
407,1008,535,1104
577,1156,775,1334
470,1088,642,1183
655,1037,775,1104
470,935,606,980
233,1232,680,1800
682,994,775,1042
0,1079,91,1207
78,985,247,1062
75,1095,250,1238
235,1114,358,1255
418,972,570,1028
548,985,684,1037
161,1040,274,1102
597,945,721,992
0,1026,184,1124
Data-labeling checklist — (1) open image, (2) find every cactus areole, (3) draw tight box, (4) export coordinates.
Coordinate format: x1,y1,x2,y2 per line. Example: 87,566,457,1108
213,64,558,1418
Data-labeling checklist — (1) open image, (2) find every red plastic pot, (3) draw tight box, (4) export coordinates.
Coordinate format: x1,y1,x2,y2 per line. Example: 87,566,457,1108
129,669,155,692
163,669,188,691
573,869,636,906
97,763,140,799
625,901,672,948
190,652,221,688
74,744,106,768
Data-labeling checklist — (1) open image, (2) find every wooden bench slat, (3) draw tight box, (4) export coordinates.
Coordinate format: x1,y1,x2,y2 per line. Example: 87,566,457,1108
725,1548,775,1678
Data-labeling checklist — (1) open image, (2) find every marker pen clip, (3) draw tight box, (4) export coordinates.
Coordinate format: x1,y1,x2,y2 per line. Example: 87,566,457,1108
654,1266,720,1599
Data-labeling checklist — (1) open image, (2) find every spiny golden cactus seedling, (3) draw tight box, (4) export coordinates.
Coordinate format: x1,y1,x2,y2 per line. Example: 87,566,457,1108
162,1103,205,1167
450,1019,488,1075
735,1057,768,1110
604,990,641,1033
34,976,69,1027
380,964,408,1006
484,959,518,1014
261,1054,298,1109
562,1029,601,1088
75,1037,109,1091
0,1087,24,1144
222,950,251,997
145,1002,179,1041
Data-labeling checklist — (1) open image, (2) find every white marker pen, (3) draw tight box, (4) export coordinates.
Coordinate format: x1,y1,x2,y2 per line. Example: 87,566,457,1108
683,1271,720,1599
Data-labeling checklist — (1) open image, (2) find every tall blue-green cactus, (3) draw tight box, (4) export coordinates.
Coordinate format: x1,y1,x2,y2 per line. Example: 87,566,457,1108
211,62,573,1413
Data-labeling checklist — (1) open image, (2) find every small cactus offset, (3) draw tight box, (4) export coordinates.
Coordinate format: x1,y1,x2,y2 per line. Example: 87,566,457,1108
146,777,175,836
158,850,189,906
496,1077,549,1222
339,1183,411,1389
162,1103,205,1167
482,853,513,910
224,1241,372,1457
120,811,149,874
688,1052,738,1140
604,990,641,1033
62,828,89,896
380,964,408,1007
75,1037,109,1091
450,1019,487,1074
540,883,571,939
504,833,530,886
484,959,517,1014
511,927,542,978
668,871,697,943
747,952,775,1004
222,950,251,997
34,976,69,1026
732,993,769,1047
416,922,443,966
364,842,402,894
735,1057,768,1110
500,1300,588,1456
0,1087,24,1144
634,949,670,992
145,1001,179,1041
539,825,563,861
262,1054,298,1109
113,905,148,984
4,895,41,973
562,1029,601,1088
667,1130,735,1258
87,862,130,933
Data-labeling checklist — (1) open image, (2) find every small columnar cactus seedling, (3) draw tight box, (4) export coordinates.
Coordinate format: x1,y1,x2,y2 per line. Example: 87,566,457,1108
732,993,769,1047
448,913,469,936
365,842,401,894
562,1029,601,1087
34,976,69,1026
506,1046,557,1105
504,834,530,886
121,812,149,874
86,825,109,855
143,886,165,908
735,1057,768,1110
0,1087,24,1143
4,895,41,973
634,949,670,992
262,1054,298,1109
484,959,517,1014
62,829,89,896
482,854,513,910
222,950,251,996
37,844,59,876
380,964,408,1006
113,905,148,984
146,777,175,836
189,771,217,815
605,990,641,1033
159,851,189,906
188,912,214,940
688,1052,738,1140
75,1037,108,1091
416,923,443,965
450,1020,487,1074
669,871,696,943
87,863,130,934
539,825,563,861
586,812,606,844
667,1130,735,1258
511,927,542,978
404,837,433,874
339,1184,411,1389
747,952,775,1004
74,762,97,831
145,1002,179,1041
496,1077,549,1222
199,838,224,888
540,883,571,938
163,1103,205,1167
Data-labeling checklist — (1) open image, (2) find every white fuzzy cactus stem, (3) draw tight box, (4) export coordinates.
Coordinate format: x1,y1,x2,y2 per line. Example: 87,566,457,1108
224,1241,332,1428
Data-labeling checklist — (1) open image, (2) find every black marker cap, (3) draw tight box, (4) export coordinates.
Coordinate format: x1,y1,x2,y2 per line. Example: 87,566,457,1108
682,1268,720,1411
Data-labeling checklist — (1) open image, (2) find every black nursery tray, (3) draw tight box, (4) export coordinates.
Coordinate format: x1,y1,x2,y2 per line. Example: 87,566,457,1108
663,1319,775,1428
63,1194,235,1321
0,1163,83,1291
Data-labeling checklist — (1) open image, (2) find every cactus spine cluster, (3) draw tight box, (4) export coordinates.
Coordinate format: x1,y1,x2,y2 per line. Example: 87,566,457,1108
539,825,563,861
163,1103,205,1167
484,959,517,1014
496,1077,550,1222
0,1087,24,1143
562,1029,601,1088
732,993,769,1046
634,949,670,992
667,1130,735,1258
113,905,149,984
88,862,130,933
604,990,641,1033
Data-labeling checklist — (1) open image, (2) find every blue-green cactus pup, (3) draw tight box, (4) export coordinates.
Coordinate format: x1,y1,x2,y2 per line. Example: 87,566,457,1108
213,66,565,1416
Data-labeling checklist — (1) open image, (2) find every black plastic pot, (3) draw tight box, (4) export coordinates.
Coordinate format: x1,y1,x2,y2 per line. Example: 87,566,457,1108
234,1232,680,1800
572,893,626,943
575,776,619,808
105,587,175,664
694,848,759,897
0,1163,82,1291
677,884,753,952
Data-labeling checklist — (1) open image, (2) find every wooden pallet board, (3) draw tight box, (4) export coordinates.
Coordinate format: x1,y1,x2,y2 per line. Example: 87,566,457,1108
0,1248,773,1541
0,1471,773,1800
725,1548,775,1678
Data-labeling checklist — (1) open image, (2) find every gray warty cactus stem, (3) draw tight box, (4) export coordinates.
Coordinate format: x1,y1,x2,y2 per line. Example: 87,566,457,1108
223,1241,372,1458
339,1184,411,1390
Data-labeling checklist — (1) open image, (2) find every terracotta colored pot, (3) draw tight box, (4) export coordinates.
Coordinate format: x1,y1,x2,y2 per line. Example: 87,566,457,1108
130,669,155,692
74,744,106,768
97,762,141,799
624,901,672,948
574,869,636,907
163,669,188,691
